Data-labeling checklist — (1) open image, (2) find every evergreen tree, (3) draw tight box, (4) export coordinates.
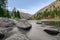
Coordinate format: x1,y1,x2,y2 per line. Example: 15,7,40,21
0,0,7,17
11,8,21,19
6,10,11,18
0,0,7,9
16,10,21,19
11,8,17,19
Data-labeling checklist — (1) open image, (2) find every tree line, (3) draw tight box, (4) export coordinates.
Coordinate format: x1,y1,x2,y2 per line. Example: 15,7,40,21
0,0,21,19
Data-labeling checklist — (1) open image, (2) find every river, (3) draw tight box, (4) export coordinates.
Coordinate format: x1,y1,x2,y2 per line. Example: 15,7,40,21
23,20,60,40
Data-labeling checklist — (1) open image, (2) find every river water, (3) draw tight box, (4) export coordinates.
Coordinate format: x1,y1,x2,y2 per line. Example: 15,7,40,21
24,20,60,40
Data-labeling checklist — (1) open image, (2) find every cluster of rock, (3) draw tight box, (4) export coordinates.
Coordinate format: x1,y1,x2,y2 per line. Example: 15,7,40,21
0,18,32,40
36,20,60,35
0,18,16,28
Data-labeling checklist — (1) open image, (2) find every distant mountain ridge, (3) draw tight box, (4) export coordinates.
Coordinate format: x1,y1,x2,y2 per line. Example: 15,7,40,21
20,12,32,19
31,0,60,20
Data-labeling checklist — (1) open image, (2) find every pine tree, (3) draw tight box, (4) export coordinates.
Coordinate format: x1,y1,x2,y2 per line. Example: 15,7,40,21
6,10,11,18
16,10,21,19
11,8,17,19
0,0,7,17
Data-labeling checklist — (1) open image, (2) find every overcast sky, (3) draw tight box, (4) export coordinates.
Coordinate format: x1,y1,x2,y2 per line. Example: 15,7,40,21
8,0,55,14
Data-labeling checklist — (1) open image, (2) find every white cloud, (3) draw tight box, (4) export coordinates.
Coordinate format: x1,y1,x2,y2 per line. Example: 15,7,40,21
8,7,31,14
17,8,40,15
8,7,40,15
8,7,13,11
17,8,31,13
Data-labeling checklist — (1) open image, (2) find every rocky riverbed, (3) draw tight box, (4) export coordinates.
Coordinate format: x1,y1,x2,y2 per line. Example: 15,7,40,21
0,18,60,40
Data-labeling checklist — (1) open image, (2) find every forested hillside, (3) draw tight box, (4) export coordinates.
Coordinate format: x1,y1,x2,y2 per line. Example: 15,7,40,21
31,0,60,20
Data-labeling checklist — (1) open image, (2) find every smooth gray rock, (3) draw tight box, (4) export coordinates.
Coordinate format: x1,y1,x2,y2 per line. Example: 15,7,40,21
36,21,42,24
5,33,30,40
16,19,32,30
0,18,16,28
44,28,59,35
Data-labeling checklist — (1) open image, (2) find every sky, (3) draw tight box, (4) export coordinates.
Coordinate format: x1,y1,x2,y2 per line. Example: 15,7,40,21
8,0,56,15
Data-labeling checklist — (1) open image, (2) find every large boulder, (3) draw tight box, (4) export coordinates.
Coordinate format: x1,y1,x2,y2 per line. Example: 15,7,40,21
44,28,59,35
5,33,30,40
0,18,16,28
16,19,32,30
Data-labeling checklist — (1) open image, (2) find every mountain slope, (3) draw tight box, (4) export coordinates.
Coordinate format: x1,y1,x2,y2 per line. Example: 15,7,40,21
31,0,60,20
20,12,32,19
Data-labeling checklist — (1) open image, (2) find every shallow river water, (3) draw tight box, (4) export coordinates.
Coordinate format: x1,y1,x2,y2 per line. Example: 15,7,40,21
24,20,60,40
